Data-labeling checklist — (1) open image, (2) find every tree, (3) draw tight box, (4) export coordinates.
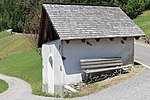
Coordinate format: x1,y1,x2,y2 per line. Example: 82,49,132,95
0,0,148,33
145,0,150,9
122,0,146,19
0,0,29,32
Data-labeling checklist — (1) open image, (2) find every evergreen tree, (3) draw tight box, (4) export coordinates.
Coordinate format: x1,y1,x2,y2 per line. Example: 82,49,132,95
0,0,149,32
122,0,146,19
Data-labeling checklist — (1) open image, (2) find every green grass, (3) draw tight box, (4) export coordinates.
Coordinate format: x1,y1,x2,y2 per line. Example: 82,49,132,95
134,10,150,37
0,33,42,95
0,31,11,38
0,79,8,93
0,35,31,59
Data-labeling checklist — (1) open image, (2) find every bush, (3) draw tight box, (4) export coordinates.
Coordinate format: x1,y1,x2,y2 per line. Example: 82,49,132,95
145,0,150,10
0,0,28,32
122,0,146,19
0,0,149,32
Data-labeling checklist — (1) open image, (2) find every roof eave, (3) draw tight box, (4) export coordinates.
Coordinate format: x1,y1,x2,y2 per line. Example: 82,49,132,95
60,34,145,41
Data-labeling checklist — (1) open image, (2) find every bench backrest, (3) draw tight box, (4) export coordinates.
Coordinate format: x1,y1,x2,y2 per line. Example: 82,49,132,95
80,57,123,70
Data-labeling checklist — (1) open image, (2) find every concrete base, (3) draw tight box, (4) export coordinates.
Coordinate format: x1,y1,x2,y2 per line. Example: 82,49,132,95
42,84,48,93
54,85,63,96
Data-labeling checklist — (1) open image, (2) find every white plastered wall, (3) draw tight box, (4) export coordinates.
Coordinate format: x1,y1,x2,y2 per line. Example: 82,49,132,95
42,40,64,95
62,38,134,84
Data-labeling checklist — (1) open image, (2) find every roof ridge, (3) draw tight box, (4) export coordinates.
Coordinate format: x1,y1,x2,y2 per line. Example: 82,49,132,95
43,3,119,8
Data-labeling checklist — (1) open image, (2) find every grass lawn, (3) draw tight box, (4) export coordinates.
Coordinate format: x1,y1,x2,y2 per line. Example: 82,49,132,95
0,31,11,38
0,33,42,95
0,79,8,93
0,35,31,59
134,10,150,37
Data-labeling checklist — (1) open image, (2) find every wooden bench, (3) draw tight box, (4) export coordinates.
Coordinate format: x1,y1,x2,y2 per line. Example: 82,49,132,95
80,57,131,82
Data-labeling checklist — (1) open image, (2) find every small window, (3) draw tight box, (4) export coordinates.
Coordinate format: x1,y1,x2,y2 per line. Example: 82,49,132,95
49,56,53,69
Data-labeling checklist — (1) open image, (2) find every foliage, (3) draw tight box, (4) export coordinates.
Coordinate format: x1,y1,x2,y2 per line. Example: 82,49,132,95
0,0,147,31
122,0,146,19
0,79,8,93
145,0,150,10
0,0,149,41
0,0,29,32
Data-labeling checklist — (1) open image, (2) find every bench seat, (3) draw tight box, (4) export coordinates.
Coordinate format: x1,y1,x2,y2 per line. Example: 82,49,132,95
84,65,131,73
80,57,132,82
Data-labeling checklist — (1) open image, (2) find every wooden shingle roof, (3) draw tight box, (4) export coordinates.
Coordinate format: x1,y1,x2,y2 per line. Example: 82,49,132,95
42,4,144,40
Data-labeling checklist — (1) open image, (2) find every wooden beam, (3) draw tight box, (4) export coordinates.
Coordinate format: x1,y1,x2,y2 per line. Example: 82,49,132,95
135,36,140,40
66,40,70,44
121,40,124,44
86,41,92,46
109,38,114,41
38,8,47,48
95,38,100,42
81,39,86,43
62,56,66,60
81,62,122,69
122,37,127,40
43,14,49,42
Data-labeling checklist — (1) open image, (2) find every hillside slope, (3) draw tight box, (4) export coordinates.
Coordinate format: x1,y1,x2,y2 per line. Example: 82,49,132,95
0,31,11,38
0,33,42,95
134,10,150,37
0,34,31,59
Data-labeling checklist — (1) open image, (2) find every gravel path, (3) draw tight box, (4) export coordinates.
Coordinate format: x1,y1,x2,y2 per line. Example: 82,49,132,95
76,69,150,100
1,69,150,100
0,74,58,100
0,42,150,100
0,74,32,100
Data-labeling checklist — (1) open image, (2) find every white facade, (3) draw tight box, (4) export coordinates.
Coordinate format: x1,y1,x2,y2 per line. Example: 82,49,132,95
62,38,134,84
42,40,64,95
42,37,134,94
